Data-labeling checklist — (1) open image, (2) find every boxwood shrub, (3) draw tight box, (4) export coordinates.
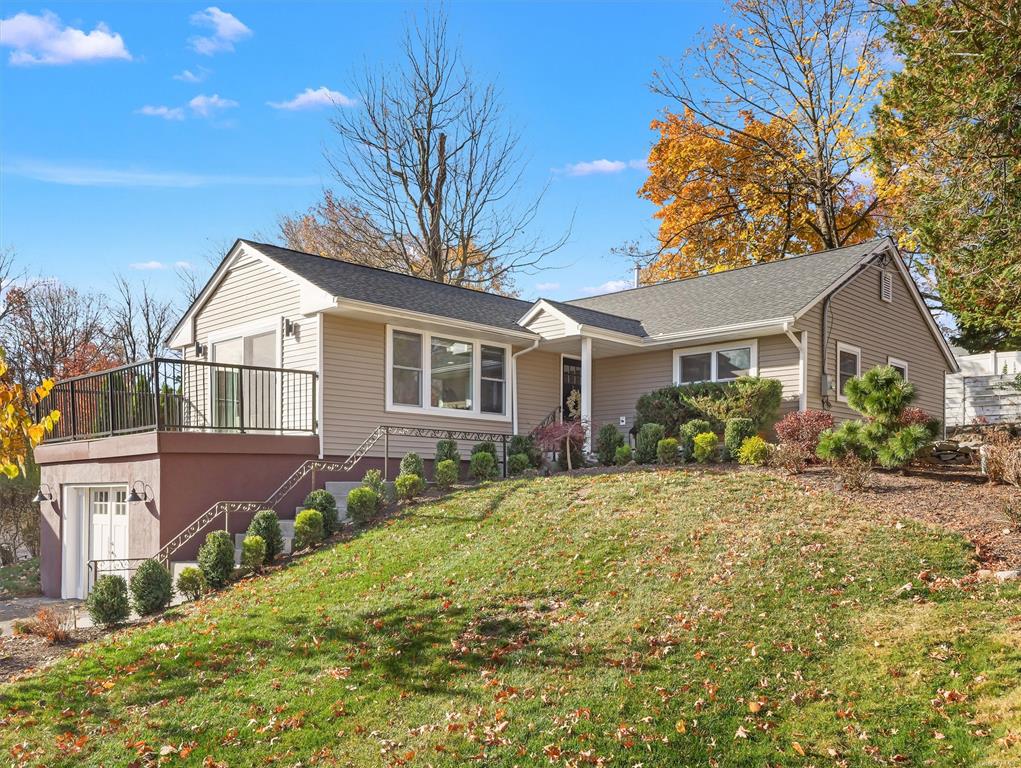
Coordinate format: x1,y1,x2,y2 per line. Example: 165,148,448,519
469,451,498,481
679,419,714,460
399,452,425,479
635,423,665,464
303,489,338,537
241,534,267,571
508,452,530,475
693,432,719,463
434,458,458,489
86,575,130,627
724,417,757,461
395,473,423,501
657,437,680,465
247,510,283,564
509,434,542,467
129,558,173,615
293,509,325,550
346,486,379,523
614,444,633,466
175,566,206,601
435,439,460,465
595,423,625,466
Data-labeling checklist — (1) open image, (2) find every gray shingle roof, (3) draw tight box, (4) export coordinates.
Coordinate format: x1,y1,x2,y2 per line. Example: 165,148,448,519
565,240,885,337
541,299,647,337
244,241,536,333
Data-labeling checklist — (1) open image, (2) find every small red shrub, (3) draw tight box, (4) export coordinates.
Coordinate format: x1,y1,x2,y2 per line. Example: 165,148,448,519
774,409,834,458
898,406,931,428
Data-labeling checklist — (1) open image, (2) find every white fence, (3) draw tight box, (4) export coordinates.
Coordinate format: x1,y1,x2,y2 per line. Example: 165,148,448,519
945,372,1021,430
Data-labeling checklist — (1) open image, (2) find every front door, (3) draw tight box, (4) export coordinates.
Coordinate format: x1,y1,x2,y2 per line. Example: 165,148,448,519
562,356,582,419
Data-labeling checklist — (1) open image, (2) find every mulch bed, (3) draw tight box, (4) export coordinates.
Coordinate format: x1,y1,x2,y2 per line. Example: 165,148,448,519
0,626,106,683
792,463,1021,570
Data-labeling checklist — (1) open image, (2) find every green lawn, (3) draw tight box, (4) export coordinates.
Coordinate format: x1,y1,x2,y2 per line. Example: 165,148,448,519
2,470,1019,767
0,557,39,598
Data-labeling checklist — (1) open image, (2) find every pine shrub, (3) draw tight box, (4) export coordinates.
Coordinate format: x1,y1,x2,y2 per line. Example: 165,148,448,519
198,530,235,588
635,423,665,464
129,559,173,615
595,423,625,466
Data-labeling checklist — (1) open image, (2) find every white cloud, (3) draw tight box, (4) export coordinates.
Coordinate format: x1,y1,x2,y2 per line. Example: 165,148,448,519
268,86,356,110
137,105,186,121
174,260,194,270
188,93,238,117
173,67,208,83
130,260,167,270
580,279,632,296
188,7,251,55
535,282,560,292
560,158,647,177
5,158,318,188
0,10,131,66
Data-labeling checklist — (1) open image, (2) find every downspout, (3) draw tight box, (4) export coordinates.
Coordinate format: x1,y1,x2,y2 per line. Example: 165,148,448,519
782,321,807,412
511,338,540,435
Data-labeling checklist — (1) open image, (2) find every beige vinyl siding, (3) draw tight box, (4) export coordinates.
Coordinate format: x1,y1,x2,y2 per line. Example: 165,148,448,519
591,350,674,436
591,335,802,437
516,351,561,432
321,315,519,459
180,252,319,431
801,262,949,421
525,311,570,339
757,334,801,414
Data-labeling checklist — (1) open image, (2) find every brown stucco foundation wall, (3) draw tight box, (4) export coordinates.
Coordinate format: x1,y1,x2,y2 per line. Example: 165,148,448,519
35,432,321,598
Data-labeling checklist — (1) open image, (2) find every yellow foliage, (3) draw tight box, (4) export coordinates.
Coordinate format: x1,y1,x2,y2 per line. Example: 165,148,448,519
0,348,59,478
638,109,878,282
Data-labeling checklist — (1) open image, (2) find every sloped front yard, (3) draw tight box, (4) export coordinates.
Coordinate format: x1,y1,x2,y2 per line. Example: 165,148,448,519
1,470,1019,767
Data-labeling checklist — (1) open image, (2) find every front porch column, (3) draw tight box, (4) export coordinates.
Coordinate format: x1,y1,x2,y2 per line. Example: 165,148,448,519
581,336,593,453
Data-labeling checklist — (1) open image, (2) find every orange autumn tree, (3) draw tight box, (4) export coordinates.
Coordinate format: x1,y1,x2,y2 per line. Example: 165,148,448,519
0,347,59,479
643,0,886,281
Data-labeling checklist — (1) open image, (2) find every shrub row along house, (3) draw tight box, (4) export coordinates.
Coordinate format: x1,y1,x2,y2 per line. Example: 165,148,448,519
33,236,958,598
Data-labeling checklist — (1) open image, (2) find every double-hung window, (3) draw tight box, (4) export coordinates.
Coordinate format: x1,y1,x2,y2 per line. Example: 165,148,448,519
674,340,757,385
387,327,509,419
836,342,861,401
887,356,908,380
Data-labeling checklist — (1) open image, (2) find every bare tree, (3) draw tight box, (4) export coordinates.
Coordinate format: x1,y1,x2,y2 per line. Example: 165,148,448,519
0,281,118,391
109,274,177,362
0,247,26,327
306,9,565,294
651,0,887,251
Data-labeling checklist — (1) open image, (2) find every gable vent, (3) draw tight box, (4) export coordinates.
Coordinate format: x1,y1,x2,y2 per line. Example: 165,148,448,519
881,271,893,303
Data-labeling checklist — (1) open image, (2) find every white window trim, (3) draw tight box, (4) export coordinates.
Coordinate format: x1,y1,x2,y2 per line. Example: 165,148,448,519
836,341,861,402
385,324,512,422
888,356,909,380
672,339,758,385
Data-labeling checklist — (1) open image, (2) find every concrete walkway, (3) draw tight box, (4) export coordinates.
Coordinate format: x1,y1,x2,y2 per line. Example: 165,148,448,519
0,596,90,636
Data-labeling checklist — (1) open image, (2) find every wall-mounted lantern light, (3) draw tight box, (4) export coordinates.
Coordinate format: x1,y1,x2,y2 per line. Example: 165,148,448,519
31,484,54,504
126,481,150,503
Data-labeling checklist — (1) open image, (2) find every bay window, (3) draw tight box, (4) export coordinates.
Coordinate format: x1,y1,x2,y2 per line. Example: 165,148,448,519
386,326,510,420
673,340,757,385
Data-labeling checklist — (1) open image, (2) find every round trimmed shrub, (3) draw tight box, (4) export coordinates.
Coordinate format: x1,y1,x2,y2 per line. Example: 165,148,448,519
129,559,173,615
724,418,756,460
176,566,206,601
693,432,719,463
86,575,130,627
435,439,460,465
247,510,283,564
656,437,679,465
635,423,665,464
737,436,771,466
595,423,626,466
469,450,498,481
395,473,423,501
241,534,267,570
399,452,425,479
346,486,379,523
293,509,325,550
508,452,530,475
614,444,633,466
198,530,235,588
362,469,386,507
303,489,339,537
679,419,713,460
509,434,542,467
434,458,458,489
471,441,498,463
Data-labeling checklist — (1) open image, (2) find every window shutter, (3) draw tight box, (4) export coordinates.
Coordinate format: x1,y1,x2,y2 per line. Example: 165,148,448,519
881,271,893,303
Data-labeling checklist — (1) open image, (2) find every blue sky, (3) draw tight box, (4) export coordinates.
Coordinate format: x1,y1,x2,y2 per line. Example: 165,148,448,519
1,1,722,301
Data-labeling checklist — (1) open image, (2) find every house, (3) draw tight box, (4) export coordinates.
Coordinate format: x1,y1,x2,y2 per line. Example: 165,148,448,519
33,236,958,598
